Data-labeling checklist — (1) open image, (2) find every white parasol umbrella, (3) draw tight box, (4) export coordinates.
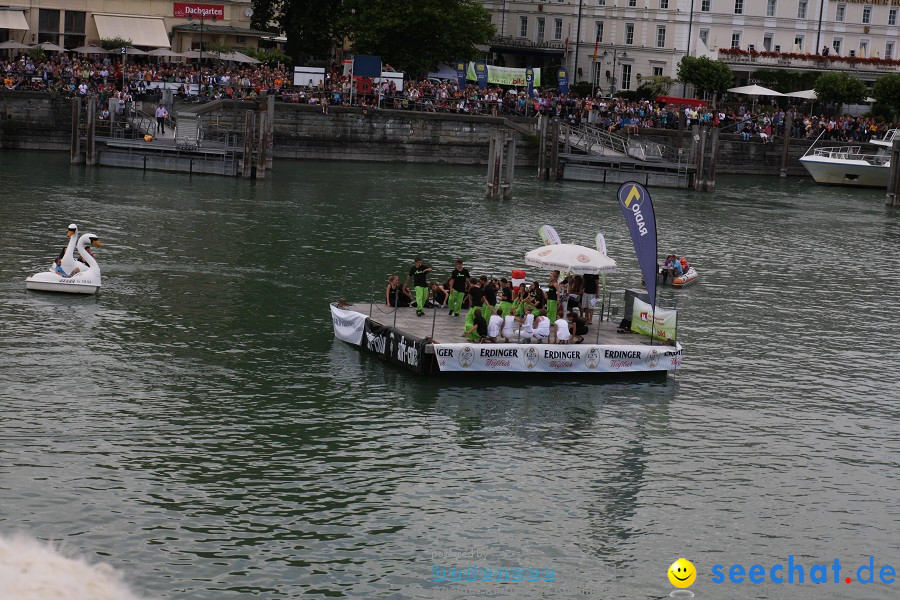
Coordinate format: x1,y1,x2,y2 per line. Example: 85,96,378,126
221,51,260,64
121,47,147,56
727,84,783,96
0,41,32,50
146,48,181,57
70,45,110,54
524,244,617,275
32,42,68,52
785,89,817,100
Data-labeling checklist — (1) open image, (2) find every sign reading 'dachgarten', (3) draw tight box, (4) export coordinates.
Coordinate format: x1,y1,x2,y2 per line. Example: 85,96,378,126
174,3,225,19
630,298,677,342
433,343,683,373
363,320,428,374
331,304,367,347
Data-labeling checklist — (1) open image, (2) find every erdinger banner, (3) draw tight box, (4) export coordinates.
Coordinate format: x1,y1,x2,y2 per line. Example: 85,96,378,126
433,343,683,373
331,305,367,346
363,320,427,374
631,298,677,342
617,181,658,310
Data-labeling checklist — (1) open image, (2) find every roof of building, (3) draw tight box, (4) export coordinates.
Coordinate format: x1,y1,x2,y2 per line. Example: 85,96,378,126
172,23,271,37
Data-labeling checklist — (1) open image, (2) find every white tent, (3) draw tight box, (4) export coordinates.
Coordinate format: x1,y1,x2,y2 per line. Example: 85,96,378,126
524,244,617,275
728,84,783,96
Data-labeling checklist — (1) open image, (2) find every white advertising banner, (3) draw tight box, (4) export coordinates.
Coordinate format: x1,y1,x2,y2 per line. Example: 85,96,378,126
631,298,677,342
331,304,367,347
433,343,683,373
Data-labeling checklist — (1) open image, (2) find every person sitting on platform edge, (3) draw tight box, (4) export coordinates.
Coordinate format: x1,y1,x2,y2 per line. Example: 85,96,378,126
386,274,412,307
405,257,432,316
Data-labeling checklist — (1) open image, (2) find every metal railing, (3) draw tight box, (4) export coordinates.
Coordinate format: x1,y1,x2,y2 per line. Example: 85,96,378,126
808,146,890,165
565,123,685,166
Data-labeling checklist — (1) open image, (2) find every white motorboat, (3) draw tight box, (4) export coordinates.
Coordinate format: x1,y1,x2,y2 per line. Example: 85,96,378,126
799,129,897,188
25,233,104,294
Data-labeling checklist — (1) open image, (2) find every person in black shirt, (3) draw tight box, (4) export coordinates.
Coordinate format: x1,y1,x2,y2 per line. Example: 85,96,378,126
405,257,432,316
482,275,497,315
447,259,470,317
498,278,514,317
465,308,487,342
583,274,599,322
429,281,448,308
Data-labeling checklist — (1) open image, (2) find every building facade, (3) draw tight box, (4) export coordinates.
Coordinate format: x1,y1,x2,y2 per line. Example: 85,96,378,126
482,0,900,93
0,1,267,53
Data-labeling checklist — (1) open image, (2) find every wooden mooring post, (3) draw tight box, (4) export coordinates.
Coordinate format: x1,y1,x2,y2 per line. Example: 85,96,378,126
693,125,707,192
266,93,275,169
242,111,254,178
255,112,267,179
780,114,793,178
485,130,516,200
549,118,560,180
537,116,549,179
705,127,720,192
85,97,97,166
887,137,900,207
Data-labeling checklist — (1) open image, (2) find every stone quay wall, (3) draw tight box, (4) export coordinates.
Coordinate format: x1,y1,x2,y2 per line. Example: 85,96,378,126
0,91,72,151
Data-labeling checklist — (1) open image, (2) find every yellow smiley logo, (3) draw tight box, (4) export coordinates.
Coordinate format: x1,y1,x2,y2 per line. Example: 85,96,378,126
668,558,696,588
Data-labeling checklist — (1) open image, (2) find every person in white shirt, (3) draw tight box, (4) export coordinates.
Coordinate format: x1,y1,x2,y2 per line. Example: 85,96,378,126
501,313,516,343
487,308,503,343
555,314,571,344
532,310,551,343
516,310,536,341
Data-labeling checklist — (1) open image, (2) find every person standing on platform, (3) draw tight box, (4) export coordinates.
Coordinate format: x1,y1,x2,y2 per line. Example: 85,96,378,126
155,103,168,134
447,259,469,318
498,278,514,317
482,275,497,317
463,278,484,337
405,257,432,317
546,272,560,325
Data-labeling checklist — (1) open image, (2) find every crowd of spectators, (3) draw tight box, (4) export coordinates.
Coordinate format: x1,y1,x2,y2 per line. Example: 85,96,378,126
2,52,895,141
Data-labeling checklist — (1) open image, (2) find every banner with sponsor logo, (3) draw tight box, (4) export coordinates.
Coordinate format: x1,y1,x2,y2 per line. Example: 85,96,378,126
557,67,569,94
474,61,488,89
331,304,367,347
617,181,658,311
466,63,542,87
455,61,468,90
525,67,535,95
363,319,428,374
433,343,682,373
174,3,224,19
630,298,677,342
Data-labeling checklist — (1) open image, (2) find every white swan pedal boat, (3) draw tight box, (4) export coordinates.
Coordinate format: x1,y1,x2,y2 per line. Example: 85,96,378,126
671,266,699,288
25,231,104,294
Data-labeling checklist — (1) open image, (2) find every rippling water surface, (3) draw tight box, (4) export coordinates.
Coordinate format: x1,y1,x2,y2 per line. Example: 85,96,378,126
1,153,899,599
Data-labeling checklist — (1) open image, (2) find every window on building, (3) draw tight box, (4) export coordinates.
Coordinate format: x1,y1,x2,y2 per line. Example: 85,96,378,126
734,0,743,15
236,36,246,44
554,18,563,40
38,9,60,45
797,1,807,19
652,66,664,77
763,34,773,51
625,23,634,45
537,18,545,43
701,1,711,13
656,26,666,48
660,0,669,8
862,6,872,24
859,40,868,57
836,4,845,22
794,35,804,51
832,38,842,55
699,29,710,46
887,41,895,60
774,44,781,52
519,16,528,38
599,0,606,6
596,21,604,44
731,32,742,49
63,11,85,49
628,0,637,7
890,8,897,25
849,49,856,57
622,64,632,90
766,0,776,17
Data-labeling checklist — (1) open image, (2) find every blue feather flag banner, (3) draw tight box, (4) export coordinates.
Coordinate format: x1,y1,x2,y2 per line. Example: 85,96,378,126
617,181,658,310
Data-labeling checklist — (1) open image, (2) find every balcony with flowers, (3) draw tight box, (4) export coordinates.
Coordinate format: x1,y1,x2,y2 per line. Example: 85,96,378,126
718,47,900,73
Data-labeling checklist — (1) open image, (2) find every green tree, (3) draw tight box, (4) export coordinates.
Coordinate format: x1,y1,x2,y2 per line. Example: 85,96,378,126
636,75,677,99
814,71,867,110
343,0,495,76
99,37,132,50
250,0,344,64
872,73,900,120
676,56,734,98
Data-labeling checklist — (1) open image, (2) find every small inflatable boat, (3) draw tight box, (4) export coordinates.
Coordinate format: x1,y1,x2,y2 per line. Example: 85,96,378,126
671,266,699,288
